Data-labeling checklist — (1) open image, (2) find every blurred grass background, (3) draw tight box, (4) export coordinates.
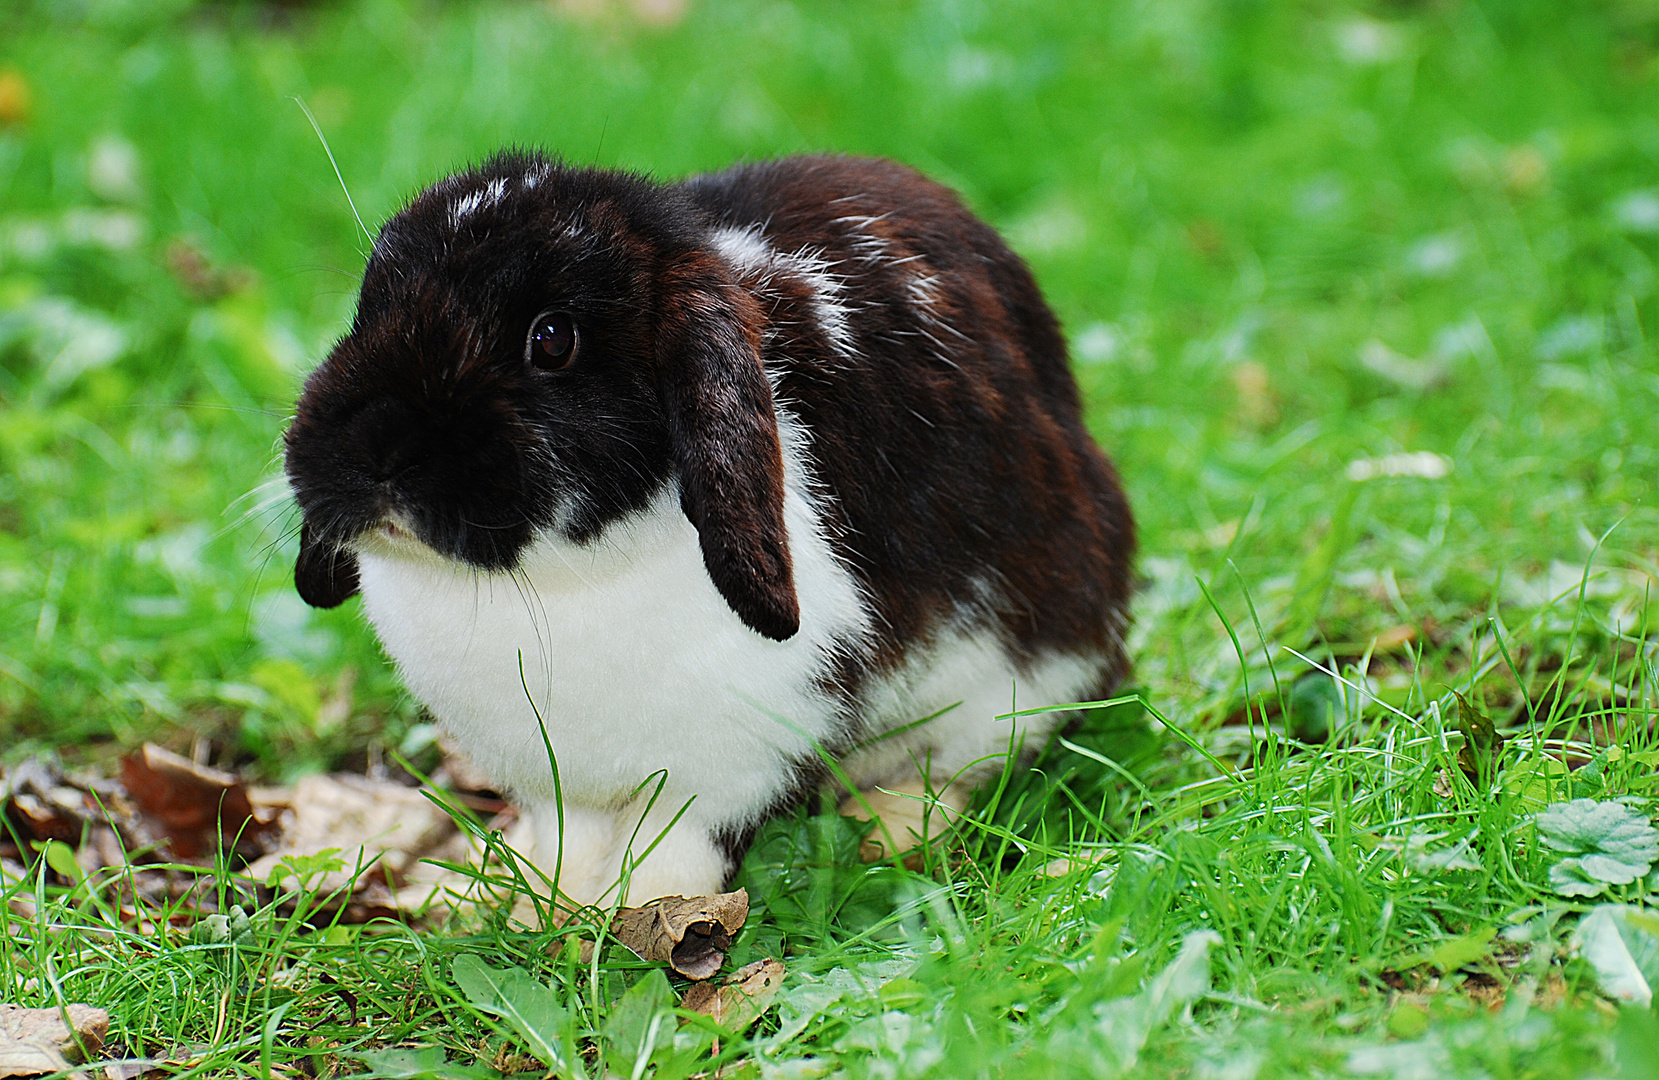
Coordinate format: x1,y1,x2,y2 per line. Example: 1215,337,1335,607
0,0,1655,777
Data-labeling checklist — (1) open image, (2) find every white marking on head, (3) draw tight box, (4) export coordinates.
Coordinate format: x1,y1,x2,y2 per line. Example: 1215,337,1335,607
450,189,485,228
449,177,509,230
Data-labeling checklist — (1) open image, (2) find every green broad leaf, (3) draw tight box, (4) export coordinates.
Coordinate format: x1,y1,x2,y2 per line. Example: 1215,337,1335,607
878,978,928,1010
602,968,675,1080
1572,904,1659,1008
345,1046,502,1080
1288,672,1342,743
266,847,346,890
1551,858,1617,897
1504,756,1570,811
34,839,82,883
190,904,257,946
451,955,583,1079
1535,799,1658,896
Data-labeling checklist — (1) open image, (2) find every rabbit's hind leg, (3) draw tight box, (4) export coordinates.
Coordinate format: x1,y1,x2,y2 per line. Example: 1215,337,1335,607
838,776,970,863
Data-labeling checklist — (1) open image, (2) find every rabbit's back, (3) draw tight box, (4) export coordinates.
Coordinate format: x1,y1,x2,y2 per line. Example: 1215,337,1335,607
682,156,1135,737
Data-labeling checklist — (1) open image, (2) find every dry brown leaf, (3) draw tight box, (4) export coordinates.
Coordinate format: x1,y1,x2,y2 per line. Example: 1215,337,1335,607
246,774,459,896
680,958,785,1030
120,743,271,860
610,889,749,980
3,758,93,845
0,1003,109,1076
838,780,967,864
91,1043,217,1080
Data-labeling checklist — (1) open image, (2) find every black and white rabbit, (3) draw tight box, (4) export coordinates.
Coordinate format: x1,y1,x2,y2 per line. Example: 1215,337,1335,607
284,152,1134,908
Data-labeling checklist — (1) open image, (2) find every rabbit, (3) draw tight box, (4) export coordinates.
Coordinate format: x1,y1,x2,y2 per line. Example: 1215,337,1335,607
283,151,1135,910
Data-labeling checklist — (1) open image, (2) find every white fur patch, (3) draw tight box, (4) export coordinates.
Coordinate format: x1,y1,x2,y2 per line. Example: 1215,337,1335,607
710,225,857,357
831,212,893,269
449,179,507,229
449,190,485,228
839,624,1102,796
352,407,868,905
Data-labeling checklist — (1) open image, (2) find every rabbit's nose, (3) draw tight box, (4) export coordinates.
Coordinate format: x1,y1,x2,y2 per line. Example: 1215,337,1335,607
352,398,423,481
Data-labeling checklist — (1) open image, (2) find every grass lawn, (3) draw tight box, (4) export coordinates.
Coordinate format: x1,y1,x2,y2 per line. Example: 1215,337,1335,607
3,0,1659,1075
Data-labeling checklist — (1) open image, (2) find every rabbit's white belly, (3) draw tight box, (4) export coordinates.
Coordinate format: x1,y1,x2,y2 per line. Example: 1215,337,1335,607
355,480,866,831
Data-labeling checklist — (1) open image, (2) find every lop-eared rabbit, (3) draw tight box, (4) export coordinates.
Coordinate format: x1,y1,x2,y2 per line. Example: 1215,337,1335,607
284,152,1133,908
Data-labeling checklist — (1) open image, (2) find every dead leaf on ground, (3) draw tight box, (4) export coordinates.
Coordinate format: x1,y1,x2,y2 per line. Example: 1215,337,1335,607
1374,624,1418,650
120,743,272,859
90,1043,222,1080
247,774,459,895
0,1003,109,1077
681,958,786,1029
4,758,100,846
611,889,749,980
1453,691,1506,788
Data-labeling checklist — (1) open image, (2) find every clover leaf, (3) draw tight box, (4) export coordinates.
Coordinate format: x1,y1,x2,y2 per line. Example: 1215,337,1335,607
1535,799,1659,897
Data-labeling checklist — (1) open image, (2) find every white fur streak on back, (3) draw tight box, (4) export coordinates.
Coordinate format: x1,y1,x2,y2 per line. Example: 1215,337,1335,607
710,225,857,358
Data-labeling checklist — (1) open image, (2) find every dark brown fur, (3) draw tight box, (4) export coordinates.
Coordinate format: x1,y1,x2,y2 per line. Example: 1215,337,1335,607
682,156,1134,701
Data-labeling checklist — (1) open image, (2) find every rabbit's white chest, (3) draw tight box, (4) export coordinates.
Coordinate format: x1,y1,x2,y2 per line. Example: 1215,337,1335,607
353,460,867,829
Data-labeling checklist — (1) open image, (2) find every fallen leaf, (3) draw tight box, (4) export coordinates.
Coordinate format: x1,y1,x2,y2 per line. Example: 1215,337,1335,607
1373,624,1418,650
164,238,254,301
0,1003,109,1076
611,889,749,980
1230,361,1278,429
90,1044,220,1080
1453,691,1505,788
343,1045,498,1080
3,758,92,844
95,1061,164,1080
681,958,786,1030
120,743,271,860
1357,339,1448,391
246,773,459,896
433,734,502,797
1401,926,1496,973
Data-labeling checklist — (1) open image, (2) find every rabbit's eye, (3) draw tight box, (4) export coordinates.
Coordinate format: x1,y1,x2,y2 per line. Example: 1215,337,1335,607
527,311,578,371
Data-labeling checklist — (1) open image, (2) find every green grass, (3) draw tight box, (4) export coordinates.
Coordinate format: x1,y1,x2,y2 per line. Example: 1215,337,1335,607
3,0,1659,1075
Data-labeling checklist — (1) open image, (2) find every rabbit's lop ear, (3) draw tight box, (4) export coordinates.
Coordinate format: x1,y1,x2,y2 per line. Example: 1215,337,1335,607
295,521,361,608
658,254,800,642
